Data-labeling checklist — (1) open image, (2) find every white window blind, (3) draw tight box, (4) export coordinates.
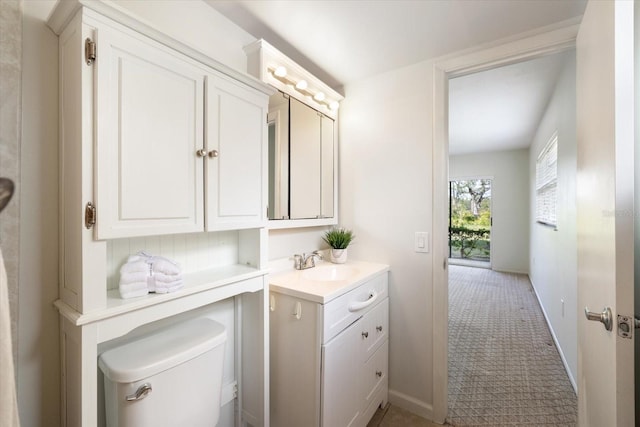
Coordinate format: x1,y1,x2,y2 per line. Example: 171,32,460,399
536,132,558,227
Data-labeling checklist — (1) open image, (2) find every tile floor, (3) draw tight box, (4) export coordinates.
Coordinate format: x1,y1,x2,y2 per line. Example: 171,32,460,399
367,404,449,427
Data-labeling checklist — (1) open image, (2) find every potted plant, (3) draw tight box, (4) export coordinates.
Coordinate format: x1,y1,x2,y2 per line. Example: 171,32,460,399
323,227,355,264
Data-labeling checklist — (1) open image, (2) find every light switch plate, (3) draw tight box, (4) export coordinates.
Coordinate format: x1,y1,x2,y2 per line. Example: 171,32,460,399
414,232,429,253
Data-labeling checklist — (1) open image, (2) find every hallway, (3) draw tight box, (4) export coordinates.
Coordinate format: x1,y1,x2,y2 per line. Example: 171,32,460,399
447,265,577,425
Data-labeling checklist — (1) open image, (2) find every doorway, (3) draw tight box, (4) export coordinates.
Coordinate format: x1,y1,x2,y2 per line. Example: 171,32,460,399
448,178,492,266
430,27,580,423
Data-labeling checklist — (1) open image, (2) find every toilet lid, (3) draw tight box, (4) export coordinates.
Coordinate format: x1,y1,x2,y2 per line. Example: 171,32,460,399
98,318,226,383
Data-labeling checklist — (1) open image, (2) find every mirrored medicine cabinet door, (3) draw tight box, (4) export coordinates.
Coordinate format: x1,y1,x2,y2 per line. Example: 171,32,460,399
268,92,335,222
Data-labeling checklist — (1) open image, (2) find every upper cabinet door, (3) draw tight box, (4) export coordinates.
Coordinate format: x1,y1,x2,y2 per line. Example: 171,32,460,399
206,74,268,230
95,26,205,239
290,98,321,219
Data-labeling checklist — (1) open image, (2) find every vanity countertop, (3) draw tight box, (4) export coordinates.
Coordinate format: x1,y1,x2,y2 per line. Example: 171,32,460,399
268,260,389,304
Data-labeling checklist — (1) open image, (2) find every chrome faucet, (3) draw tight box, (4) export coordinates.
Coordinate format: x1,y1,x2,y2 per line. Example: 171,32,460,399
294,251,323,270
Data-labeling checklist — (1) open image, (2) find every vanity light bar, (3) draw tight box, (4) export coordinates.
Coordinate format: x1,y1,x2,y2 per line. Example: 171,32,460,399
268,66,340,111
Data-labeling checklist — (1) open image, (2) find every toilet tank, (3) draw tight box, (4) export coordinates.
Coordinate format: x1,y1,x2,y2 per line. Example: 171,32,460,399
99,318,227,427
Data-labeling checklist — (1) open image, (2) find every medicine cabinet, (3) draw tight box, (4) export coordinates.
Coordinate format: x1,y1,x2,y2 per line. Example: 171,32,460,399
268,92,335,221
245,39,343,229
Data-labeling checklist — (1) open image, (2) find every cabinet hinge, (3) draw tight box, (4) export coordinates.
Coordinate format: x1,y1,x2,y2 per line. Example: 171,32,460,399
85,202,96,229
85,38,96,65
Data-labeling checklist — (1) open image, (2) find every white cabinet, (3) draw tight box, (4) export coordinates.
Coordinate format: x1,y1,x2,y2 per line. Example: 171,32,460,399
322,322,362,427
270,269,389,427
95,25,206,238
48,2,274,426
289,98,335,220
206,75,267,230
94,22,268,239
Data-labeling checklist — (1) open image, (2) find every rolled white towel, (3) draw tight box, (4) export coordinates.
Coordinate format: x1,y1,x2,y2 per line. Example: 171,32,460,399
119,271,149,285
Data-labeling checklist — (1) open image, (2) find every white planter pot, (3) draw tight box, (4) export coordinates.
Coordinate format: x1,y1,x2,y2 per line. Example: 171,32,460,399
330,248,348,264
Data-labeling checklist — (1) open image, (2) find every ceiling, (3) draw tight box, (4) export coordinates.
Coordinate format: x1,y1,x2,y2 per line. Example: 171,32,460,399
448,51,572,155
207,0,586,154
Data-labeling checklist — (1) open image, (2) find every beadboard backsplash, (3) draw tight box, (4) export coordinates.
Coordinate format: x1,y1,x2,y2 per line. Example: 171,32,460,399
106,231,240,290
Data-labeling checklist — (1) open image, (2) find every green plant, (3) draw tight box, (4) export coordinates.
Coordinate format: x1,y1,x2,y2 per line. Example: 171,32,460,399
449,226,490,259
323,227,355,249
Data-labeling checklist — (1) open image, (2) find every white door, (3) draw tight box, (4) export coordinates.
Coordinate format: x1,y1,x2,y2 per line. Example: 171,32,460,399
205,73,267,230
95,26,205,239
576,1,635,425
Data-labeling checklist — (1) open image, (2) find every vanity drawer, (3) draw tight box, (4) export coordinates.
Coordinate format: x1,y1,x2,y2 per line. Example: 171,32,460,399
361,339,388,417
360,297,389,361
322,272,388,343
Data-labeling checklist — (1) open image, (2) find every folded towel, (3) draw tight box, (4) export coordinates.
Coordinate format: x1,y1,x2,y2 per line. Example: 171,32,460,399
152,283,184,294
118,252,183,299
154,279,183,288
150,258,181,275
152,272,184,283
119,281,148,291
120,260,149,274
118,283,149,299
119,271,149,285
148,276,182,290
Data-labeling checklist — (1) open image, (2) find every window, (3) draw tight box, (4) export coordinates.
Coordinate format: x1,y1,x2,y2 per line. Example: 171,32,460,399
536,132,558,227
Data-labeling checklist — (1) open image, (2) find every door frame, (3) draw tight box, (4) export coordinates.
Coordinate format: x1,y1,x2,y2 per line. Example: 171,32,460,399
431,21,580,422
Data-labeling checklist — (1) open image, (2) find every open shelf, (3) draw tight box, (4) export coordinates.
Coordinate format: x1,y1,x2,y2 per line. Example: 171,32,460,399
55,264,267,327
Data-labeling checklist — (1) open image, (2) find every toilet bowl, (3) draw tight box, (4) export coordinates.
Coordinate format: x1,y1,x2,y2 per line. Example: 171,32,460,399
99,318,226,426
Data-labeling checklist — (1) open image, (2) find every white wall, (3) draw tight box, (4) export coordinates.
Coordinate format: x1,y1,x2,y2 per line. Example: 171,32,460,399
340,61,435,415
528,52,577,388
20,1,60,425
450,149,530,273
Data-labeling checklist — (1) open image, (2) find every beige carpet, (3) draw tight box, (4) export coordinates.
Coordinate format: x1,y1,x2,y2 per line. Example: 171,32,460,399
447,265,577,426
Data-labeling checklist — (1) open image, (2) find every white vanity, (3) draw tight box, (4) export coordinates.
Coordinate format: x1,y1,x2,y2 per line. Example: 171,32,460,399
269,261,390,427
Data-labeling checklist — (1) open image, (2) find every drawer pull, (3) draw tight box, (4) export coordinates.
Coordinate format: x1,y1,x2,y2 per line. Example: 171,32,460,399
348,291,378,312
376,325,383,332
362,331,369,338
376,371,383,378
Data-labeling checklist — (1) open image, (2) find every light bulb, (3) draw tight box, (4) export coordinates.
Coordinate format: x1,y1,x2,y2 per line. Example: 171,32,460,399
313,92,325,102
274,66,287,77
295,80,308,90
329,101,340,111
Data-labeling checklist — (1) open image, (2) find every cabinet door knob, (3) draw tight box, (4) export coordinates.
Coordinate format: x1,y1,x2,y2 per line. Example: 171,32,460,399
208,150,219,158
196,149,207,157
376,325,383,332
376,371,383,378
362,331,369,338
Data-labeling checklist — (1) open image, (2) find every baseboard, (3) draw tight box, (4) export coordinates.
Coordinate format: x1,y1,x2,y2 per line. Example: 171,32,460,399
388,389,434,422
528,276,578,393
493,267,529,275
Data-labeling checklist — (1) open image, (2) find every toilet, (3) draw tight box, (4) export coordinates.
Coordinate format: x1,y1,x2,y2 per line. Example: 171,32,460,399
98,318,227,426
